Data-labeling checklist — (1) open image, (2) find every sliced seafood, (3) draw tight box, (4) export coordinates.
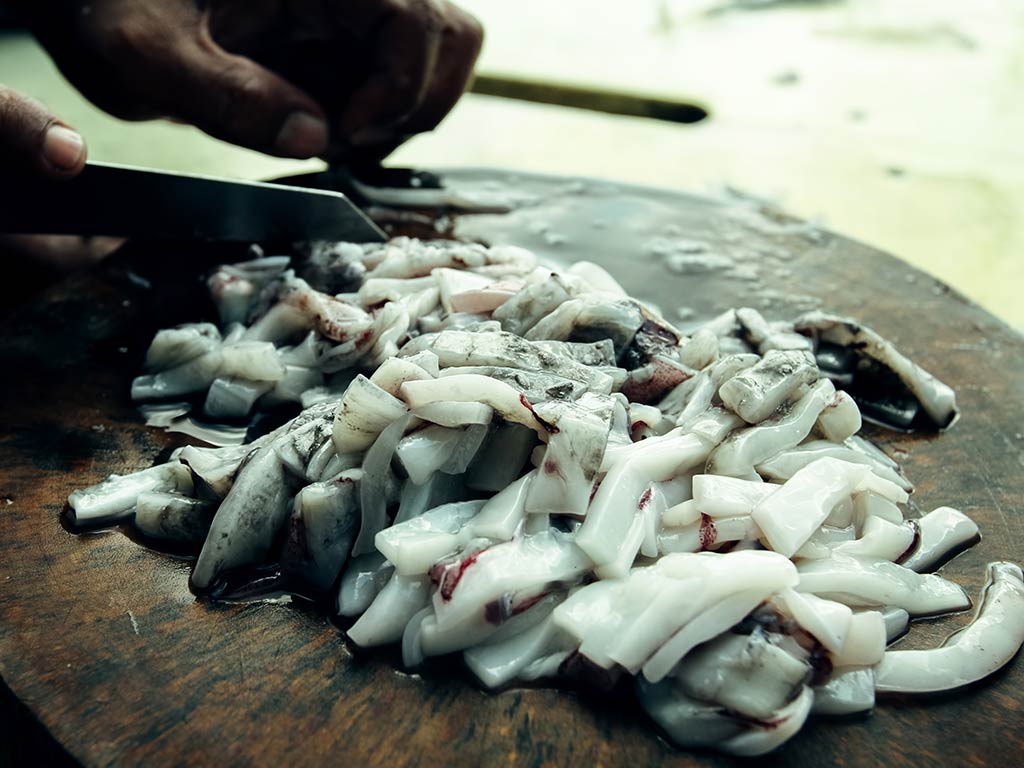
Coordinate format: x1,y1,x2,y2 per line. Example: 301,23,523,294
65,236,1015,758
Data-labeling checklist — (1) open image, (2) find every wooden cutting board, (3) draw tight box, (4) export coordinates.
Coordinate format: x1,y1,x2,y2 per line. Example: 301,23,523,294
1,170,1021,767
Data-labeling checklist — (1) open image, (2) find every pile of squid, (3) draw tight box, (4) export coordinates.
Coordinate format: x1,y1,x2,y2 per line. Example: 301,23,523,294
68,238,1024,756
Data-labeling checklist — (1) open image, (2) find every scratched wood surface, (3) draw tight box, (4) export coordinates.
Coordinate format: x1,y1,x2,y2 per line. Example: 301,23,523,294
0,170,1021,767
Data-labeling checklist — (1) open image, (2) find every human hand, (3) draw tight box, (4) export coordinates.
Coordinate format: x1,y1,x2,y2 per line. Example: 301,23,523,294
16,0,483,162
0,84,87,178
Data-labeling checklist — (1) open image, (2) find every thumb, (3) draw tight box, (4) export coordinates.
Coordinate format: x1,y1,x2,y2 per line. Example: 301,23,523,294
162,29,329,159
0,85,87,178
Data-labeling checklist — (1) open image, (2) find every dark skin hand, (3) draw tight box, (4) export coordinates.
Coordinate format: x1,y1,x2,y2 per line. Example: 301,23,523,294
1,0,484,179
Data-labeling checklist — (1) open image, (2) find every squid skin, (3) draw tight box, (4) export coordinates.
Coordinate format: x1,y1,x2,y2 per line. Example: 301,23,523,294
191,445,295,594
718,349,819,424
134,492,215,545
793,311,959,430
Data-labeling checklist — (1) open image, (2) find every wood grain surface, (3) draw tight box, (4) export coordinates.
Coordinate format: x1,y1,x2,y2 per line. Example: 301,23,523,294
0,170,1021,767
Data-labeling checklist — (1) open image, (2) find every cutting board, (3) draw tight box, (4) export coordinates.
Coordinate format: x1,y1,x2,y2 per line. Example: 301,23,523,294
1,170,1021,767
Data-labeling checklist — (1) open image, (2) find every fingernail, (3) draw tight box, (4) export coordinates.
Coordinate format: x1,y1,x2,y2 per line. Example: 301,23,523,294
43,125,86,172
349,126,400,148
275,112,328,157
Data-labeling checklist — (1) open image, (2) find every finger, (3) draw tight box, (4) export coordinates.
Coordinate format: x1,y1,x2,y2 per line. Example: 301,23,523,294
0,85,87,178
105,10,330,158
337,0,446,146
177,21,332,158
397,3,483,135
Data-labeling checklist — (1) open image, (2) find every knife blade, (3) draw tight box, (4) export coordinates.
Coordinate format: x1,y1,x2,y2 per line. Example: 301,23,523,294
0,161,386,243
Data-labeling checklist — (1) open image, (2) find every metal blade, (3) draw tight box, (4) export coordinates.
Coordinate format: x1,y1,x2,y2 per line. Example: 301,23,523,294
0,161,385,242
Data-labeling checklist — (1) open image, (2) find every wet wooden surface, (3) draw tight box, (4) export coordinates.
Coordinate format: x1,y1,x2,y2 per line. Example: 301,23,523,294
0,170,1022,767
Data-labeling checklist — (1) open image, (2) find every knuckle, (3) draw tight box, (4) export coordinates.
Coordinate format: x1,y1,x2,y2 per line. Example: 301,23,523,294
94,19,165,62
208,60,267,131
396,0,445,29
452,7,484,53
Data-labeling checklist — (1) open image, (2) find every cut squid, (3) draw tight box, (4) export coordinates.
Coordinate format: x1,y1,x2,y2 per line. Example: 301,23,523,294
64,235,1017,758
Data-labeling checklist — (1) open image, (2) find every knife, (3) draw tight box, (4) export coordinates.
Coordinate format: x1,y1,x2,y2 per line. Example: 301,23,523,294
0,161,386,243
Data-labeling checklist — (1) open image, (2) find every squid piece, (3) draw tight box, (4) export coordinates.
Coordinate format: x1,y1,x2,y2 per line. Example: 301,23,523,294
336,551,394,617
275,417,335,481
374,500,487,576
131,349,222,401
466,423,537,492
635,679,745,751
400,375,549,439
812,667,875,715
242,302,311,344
527,393,615,517
707,378,836,479
363,238,488,279
831,515,916,562
279,276,375,343
368,356,434,398
463,600,573,689
392,472,466,526
332,375,409,455
439,424,489,476
395,425,466,485
874,562,1024,693
531,338,618,368
691,475,779,518
719,687,815,757
774,588,852,655
412,402,494,428
751,457,908,558
901,506,980,572
577,433,713,574
816,390,862,442
67,461,194,527
661,353,758,425
358,275,436,306
827,610,887,667
793,311,958,430
144,323,221,372
208,255,291,325
756,439,913,494
620,355,695,405
347,573,432,647
218,341,286,382
262,366,324,408
133,492,215,545
735,308,814,355
280,471,361,593
567,260,628,297
671,629,811,720
796,554,970,616
718,350,819,424
191,445,295,593
432,532,592,635
470,471,535,541
177,444,251,499
437,366,590,404
491,272,583,337
676,328,719,371
399,330,614,393
637,632,815,756
203,377,272,420
553,551,797,678
524,296,645,355
354,416,409,555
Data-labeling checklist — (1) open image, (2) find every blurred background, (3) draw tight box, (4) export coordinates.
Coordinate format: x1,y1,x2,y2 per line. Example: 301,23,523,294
2,0,1021,326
